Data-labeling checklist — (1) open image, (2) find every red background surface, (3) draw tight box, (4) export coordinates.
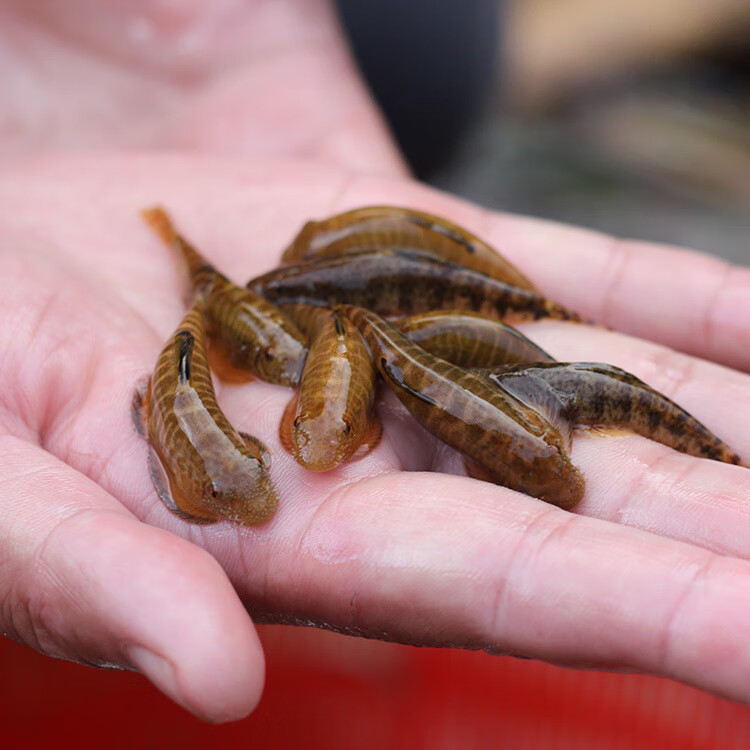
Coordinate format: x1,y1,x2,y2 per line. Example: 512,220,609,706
3,624,749,749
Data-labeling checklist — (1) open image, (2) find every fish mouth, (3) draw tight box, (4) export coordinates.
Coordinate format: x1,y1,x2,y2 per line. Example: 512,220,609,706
216,488,279,526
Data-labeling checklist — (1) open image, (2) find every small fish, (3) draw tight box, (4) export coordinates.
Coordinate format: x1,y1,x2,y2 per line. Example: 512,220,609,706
143,206,307,386
482,362,744,466
338,305,584,509
249,249,581,323
281,205,539,292
132,296,278,525
396,310,555,368
279,305,381,471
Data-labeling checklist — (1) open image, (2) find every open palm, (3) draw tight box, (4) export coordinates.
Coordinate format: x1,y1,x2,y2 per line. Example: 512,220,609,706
2,0,750,724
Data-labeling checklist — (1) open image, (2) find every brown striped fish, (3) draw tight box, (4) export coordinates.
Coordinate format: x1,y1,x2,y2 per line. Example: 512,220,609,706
143,206,307,386
132,296,278,525
279,305,381,471
396,310,555,368
281,205,539,292
339,305,584,509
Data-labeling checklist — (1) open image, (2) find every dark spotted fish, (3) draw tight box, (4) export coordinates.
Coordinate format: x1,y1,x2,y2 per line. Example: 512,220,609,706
249,250,581,323
482,362,744,465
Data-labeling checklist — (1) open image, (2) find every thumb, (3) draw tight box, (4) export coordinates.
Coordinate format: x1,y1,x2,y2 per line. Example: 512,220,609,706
0,435,264,722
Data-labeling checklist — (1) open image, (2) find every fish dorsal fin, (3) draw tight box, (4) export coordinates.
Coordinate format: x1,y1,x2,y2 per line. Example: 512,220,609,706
176,330,194,384
487,370,575,450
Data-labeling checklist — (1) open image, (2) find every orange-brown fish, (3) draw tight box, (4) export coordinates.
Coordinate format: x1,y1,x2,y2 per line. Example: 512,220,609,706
339,305,584,509
143,206,307,386
482,362,744,465
281,205,538,292
249,250,581,323
132,296,278,525
279,305,381,471
396,310,555,368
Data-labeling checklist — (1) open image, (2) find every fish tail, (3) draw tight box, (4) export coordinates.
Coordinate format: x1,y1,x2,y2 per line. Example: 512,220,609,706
142,206,215,292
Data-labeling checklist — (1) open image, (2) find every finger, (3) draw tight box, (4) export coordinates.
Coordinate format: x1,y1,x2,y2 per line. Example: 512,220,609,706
223,471,750,705
0,435,265,722
6,123,745,370
214,350,750,570
483,212,750,372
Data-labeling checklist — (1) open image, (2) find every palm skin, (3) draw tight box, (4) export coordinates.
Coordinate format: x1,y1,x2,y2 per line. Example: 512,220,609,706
2,0,750,725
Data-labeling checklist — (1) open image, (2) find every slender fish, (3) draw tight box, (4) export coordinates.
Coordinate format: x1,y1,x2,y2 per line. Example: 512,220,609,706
132,296,278,524
483,362,744,465
282,205,539,292
279,305,381,471
249,250,581,323
143,207,307,386
339,305,584,509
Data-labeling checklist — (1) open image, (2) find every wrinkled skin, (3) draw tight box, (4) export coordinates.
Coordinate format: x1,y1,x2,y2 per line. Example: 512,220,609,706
3,0,750,727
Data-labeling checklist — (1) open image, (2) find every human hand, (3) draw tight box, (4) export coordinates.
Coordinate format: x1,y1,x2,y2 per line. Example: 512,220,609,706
3,0,750,725
3,153,750,719
0,0,404,175
0,0,404,722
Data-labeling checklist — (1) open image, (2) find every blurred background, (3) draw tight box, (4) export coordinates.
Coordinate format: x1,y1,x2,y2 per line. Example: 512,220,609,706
3,1,750,747
339,0,750,265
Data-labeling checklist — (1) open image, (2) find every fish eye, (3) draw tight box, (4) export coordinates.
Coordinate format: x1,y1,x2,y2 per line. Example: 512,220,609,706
342,420,352,435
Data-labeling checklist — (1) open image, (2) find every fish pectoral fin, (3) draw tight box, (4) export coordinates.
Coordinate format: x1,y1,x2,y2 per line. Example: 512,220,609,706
131,377,151,438
349,415,384,461
462,457,505,485
542,401,575,451
168,507,219,525
205,338,256,384
497,375,575,450
278,393,299,456
240,431,273,470
147,447,217,524
575,424,634,439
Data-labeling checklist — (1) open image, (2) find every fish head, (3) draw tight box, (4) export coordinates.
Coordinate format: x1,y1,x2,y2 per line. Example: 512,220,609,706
253,335,306,387
203,453,278,526
291,410,359,472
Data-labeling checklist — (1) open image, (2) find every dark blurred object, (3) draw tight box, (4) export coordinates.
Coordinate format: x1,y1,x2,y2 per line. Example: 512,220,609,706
431,69,750,266
431,0,750,267
506,0,750,112
334,0,501,178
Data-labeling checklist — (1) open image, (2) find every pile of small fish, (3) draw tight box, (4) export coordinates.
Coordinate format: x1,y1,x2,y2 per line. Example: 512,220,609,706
132,206,743,525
